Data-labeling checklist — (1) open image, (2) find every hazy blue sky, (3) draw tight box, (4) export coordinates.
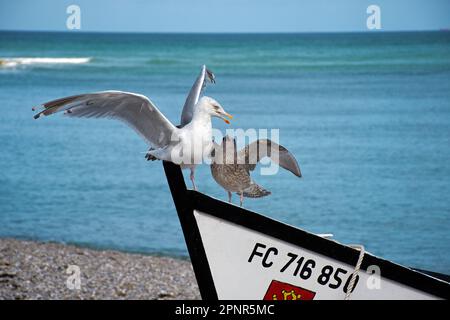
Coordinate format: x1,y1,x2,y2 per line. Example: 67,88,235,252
1,0,449,33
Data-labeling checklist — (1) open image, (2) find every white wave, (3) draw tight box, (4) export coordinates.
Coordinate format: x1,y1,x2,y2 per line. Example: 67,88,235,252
0,57,91,68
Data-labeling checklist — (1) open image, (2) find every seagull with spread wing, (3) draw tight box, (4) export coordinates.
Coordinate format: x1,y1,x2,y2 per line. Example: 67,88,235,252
145,65,216,189
211,135,301,206
33,66,232,190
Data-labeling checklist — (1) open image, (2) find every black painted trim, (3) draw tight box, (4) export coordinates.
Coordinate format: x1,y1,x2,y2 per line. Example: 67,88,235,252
162,161,218,300
413,269,450,284
163,161,450,300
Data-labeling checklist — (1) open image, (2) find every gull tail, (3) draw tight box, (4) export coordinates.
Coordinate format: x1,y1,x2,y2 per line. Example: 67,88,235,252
242,183,271,198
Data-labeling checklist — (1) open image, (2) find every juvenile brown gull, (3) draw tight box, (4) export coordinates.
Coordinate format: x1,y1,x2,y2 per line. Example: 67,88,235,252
211,135,301,206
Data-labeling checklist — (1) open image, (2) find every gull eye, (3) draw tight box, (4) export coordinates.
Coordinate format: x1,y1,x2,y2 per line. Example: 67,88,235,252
213,105,220,111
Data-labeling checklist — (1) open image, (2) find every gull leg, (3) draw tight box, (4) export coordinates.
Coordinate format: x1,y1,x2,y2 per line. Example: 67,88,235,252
227,191,232,203
239,192,244,207
190,169,197,191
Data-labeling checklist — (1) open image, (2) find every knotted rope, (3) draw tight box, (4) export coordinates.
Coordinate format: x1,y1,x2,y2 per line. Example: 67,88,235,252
344,244,365,300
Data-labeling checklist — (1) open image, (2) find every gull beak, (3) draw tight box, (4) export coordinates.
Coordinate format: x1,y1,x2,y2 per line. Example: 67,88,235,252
221,112,233,124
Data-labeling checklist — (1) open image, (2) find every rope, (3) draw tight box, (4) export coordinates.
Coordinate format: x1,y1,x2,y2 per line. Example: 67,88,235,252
344,244,365,300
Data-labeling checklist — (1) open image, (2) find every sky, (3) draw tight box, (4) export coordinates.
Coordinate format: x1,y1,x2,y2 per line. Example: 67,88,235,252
0,0,449,33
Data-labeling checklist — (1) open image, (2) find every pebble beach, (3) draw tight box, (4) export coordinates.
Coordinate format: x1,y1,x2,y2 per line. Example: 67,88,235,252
0,238,200,300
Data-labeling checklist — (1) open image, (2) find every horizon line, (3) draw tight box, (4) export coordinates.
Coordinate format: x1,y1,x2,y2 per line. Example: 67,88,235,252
0,28,448,35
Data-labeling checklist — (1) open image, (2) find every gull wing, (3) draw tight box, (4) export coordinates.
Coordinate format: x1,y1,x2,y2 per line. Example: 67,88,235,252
237,139,302,177
180,65,215,127
33,91,178,148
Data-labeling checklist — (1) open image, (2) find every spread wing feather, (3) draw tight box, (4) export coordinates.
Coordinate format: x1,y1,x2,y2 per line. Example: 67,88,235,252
237,139,302,177
33,91,177,148
180,65,215,127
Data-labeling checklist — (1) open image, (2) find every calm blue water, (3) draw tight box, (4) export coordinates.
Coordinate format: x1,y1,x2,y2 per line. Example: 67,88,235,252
0,31,449,273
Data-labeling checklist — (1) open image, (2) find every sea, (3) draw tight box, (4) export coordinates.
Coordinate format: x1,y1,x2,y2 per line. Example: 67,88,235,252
0,31,449,274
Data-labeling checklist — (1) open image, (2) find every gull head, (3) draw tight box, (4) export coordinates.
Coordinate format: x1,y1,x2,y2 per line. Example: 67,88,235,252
213,135,237,164
198,96,233,124
222,135,237,155
222,135,236,146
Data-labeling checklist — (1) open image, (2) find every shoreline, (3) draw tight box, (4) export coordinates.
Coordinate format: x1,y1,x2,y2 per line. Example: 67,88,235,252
0,238,200,300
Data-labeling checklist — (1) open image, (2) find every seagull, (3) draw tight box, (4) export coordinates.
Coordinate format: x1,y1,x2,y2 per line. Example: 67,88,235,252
145,65,216,189
211,135,301,206
33,88,232,190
